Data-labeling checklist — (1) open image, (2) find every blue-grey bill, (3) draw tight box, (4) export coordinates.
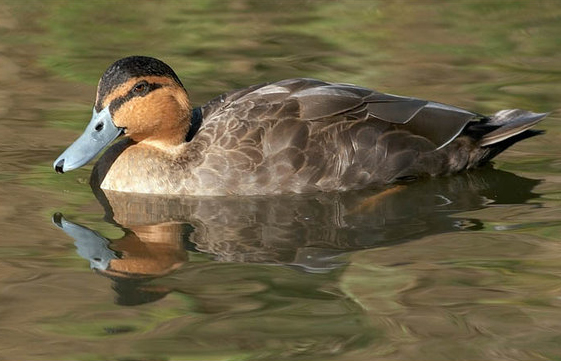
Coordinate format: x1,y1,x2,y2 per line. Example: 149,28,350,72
53,106,123,173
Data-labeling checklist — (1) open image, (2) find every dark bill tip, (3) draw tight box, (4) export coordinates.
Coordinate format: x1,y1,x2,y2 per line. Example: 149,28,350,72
52,212,64,227
55,159,65,174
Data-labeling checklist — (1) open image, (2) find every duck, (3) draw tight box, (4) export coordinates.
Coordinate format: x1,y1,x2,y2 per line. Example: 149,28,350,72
53,55,548,196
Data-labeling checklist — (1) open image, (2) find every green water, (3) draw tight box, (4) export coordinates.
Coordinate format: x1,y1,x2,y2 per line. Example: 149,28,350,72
1,1,560,360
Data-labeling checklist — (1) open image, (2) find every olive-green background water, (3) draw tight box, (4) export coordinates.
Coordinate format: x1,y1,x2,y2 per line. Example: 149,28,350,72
1,1,561,360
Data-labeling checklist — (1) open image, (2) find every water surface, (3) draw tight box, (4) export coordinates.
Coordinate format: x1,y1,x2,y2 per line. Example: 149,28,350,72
1,1,561,360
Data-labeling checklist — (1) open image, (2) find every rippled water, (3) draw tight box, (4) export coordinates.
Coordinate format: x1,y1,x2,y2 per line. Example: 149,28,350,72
1,1,561,360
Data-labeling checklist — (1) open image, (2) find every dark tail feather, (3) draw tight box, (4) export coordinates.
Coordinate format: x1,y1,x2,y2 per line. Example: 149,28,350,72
475,109,548,165
479,109,548,147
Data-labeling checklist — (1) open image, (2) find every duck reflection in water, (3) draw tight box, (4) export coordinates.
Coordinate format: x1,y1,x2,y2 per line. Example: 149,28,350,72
53,167,540,305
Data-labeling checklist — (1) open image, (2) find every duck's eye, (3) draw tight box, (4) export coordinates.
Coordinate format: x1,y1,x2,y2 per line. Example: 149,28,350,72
132,81,148,95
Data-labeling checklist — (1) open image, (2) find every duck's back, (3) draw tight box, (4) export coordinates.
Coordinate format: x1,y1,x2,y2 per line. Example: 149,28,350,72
178,78,542,195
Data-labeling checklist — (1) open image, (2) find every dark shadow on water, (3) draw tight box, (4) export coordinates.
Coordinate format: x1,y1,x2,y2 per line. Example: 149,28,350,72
53,166,540,306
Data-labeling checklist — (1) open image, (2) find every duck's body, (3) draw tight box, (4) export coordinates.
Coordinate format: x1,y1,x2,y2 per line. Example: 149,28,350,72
54,56,547,196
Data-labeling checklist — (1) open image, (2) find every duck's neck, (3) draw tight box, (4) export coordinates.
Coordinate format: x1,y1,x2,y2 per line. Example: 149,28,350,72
143,115,190,149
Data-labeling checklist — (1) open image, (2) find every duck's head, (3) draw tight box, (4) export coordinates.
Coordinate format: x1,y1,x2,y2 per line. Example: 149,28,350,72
54,56,191,173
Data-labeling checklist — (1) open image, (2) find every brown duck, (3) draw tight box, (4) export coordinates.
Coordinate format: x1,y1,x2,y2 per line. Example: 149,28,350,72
53,56,548,195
